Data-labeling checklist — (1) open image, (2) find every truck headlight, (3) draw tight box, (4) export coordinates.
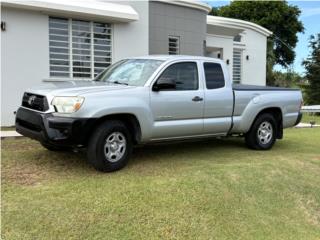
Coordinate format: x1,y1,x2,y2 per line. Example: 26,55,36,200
51,96,84,113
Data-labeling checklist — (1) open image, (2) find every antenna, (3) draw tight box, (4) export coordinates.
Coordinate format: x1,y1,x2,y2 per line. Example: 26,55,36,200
271,34,294,51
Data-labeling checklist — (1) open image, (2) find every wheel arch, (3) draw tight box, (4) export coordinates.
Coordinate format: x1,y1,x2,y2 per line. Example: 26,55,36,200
251,107,283,139
86,113,142,145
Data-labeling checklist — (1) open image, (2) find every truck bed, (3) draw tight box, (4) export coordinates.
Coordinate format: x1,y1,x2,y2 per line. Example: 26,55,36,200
231,83,302,133
233,84,300,91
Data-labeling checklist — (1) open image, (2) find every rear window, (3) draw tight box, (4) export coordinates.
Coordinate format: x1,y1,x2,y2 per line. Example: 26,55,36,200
203,62,225,89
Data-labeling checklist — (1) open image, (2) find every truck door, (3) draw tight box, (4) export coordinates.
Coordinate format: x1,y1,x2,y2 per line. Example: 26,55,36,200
150,61,204,139
202,62,233,134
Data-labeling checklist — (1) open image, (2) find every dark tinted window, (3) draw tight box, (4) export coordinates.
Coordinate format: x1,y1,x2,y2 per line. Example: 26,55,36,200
234,34,242,42
204,62,225,89
158,62,198,90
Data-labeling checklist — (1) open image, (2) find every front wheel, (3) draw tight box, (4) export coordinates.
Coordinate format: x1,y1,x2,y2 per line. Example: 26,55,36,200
87,120,133,172
245,113,277,150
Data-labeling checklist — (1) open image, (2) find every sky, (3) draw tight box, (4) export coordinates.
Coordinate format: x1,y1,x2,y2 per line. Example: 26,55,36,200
204,1,320,75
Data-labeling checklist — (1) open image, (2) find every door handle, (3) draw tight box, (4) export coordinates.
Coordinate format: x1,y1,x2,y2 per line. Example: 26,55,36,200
192,96,203,102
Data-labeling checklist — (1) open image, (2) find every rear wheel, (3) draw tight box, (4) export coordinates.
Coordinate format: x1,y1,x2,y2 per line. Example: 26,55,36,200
245,113,277,150
87,120,133,172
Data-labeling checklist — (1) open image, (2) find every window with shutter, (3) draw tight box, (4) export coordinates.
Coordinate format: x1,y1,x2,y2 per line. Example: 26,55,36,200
168,36,180,55
49,17,112,79
233,49,242,83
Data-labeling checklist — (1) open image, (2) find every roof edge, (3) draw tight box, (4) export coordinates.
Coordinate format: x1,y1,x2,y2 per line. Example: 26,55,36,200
1,0,139,22
157,0,212,13
207,15,273,37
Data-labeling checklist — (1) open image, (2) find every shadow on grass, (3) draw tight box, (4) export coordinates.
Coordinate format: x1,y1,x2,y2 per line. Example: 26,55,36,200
2,136,254,180
132,137,246,159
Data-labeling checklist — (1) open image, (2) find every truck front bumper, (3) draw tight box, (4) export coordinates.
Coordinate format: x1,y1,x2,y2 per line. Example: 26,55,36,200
15,107,94,147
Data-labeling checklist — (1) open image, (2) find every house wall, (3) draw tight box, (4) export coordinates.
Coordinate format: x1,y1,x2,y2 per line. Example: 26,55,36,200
240,29,267,86
206,34,234,76
1,8,50,126
112,1,149,62
205,30,267,86
149,1,207,55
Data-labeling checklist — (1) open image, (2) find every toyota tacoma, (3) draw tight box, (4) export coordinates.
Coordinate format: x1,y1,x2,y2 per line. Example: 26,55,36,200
15,56,303,172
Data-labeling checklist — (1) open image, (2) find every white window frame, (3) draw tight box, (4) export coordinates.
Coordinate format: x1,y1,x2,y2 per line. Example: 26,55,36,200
168,36,180,55
49,17,112,80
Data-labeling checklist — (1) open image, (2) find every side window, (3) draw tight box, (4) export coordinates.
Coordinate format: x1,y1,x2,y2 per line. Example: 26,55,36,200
203,62,225,89
158,62,198,90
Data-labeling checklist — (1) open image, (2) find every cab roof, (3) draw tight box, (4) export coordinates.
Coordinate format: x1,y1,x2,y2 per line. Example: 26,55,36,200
130,55,224,63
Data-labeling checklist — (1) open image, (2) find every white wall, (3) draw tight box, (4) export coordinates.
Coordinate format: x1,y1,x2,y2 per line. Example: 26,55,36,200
206,34,234,77
1,8,49,126
112,1,149,62
240,30,267,86
206,30,267,86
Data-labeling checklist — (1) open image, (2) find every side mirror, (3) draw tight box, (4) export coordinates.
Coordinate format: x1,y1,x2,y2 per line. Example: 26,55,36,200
152,77,176,91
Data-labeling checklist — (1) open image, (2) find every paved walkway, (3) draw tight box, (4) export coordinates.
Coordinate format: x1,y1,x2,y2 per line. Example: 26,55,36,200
294,123,320,128
1,122,319,138
1,131,22,138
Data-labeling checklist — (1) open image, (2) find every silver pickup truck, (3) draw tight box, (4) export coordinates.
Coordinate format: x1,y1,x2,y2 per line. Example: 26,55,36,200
16,56,303,172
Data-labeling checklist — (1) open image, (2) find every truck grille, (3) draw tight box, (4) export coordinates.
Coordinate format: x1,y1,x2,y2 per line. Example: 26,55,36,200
22,92,49,112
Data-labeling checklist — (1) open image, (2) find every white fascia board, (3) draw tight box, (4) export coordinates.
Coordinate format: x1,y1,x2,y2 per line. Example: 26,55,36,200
2,0,139,22
207,16,272,37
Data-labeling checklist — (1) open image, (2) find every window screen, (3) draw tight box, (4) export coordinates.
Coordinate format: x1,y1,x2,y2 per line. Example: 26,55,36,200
93,22,112,76
72,20,91,78
203,62,225,89
233,49,242,83
158,62,198,90
49,17,112,79
168,36,180,55
49,17,70,77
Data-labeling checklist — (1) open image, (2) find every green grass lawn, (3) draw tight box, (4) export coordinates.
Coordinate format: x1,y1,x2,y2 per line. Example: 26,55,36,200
2,128,320,240
302,114,320,124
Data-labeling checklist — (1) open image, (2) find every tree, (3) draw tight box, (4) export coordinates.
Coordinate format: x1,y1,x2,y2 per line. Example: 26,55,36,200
208,7,219,16
271,70,302,88
303,34,320,105
210,1,304,85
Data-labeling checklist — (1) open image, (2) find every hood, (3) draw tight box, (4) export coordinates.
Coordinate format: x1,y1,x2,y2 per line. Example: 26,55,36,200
25,80,135,96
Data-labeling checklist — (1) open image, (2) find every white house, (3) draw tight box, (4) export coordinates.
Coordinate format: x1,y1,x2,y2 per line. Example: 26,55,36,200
1,0,272,126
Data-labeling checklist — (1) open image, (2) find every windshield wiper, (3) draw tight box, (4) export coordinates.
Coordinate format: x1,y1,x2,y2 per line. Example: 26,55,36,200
111,81,128,86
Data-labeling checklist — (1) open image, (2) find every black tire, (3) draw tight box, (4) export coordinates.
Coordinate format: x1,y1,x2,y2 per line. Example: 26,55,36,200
87,120,133,172
41,142,69,151
245,113,277,150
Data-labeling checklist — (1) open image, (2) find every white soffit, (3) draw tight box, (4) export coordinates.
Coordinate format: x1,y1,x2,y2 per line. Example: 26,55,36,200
207,16,273,37
207,24,244,37
1,0,139,22
157,0,212,13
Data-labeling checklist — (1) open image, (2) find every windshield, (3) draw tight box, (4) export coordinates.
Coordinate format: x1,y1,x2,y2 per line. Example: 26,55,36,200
94,59,164,86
